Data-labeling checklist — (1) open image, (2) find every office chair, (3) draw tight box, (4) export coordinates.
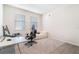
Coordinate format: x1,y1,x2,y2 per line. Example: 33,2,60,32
25,31,37,46
25,25,37,47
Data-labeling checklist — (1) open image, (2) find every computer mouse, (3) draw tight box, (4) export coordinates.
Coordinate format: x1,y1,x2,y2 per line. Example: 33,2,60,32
7,39,11,41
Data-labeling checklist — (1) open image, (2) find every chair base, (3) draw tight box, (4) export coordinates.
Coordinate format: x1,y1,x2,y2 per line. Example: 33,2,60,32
25,41,37,47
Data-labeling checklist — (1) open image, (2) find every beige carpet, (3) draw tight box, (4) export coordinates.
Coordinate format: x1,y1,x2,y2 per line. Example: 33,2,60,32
51,43,79,54
0,39,79,54
1,38,79,54
15,38,64,54
15,38,79,54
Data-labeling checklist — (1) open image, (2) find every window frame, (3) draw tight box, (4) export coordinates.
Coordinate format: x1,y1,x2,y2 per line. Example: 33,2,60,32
15,14,25,31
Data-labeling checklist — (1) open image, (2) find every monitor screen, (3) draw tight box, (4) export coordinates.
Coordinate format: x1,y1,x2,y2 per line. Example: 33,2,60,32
3,25,10,36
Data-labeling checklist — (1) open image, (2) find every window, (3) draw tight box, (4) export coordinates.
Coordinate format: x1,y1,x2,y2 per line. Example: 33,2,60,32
15,14,25,30
30,16,38,29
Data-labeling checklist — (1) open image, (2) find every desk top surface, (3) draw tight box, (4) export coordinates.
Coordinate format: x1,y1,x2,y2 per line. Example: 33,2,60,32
0,37,27,48
0,32,48,48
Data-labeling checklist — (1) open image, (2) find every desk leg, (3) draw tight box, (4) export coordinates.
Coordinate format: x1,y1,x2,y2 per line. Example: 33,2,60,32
17,44,21,54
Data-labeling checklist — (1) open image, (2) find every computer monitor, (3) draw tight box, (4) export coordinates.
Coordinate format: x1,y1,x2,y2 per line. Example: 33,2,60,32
3,25,20,37
3,25,10,36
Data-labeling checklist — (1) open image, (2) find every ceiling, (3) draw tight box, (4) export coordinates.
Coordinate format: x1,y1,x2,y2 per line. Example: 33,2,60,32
9,4,69,14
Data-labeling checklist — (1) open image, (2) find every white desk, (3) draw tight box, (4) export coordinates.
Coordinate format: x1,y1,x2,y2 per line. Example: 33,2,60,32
0,31,48,53
0,37,27,53
0,37,27,48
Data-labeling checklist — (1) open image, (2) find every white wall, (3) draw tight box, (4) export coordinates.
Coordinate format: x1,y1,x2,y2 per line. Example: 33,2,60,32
43,5,79,46
0,4,3,36
3,5,42,36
